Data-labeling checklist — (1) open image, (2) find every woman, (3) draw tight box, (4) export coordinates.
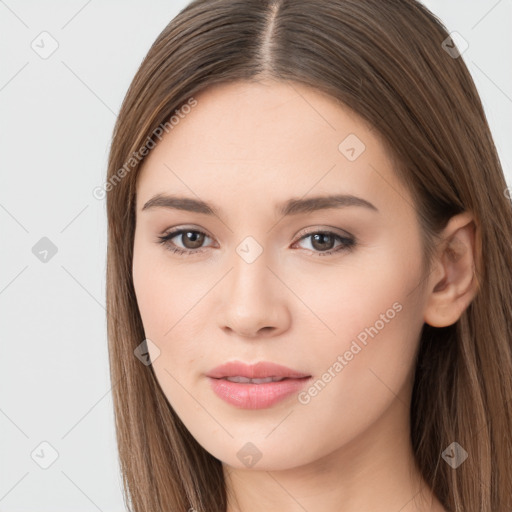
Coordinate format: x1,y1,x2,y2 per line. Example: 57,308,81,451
105,0,512,510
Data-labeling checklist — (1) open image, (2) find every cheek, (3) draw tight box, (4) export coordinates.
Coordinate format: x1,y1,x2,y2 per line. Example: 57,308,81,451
293,240,426,426
132,241,184,349
132,242,210,372
132,247,165,337
132,248,200,411
286,236,423,354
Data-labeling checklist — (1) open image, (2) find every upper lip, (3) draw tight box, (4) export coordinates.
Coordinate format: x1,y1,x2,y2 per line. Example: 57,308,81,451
206,360,311,379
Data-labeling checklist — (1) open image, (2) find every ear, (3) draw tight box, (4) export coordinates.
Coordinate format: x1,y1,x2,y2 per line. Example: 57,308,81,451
423,212,479,328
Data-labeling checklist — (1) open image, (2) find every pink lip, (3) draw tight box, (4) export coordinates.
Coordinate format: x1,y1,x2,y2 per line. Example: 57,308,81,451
206,360,310,379
206,360,312,409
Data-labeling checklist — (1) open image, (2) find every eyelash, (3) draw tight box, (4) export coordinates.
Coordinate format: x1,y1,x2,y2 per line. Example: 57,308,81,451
157,228,356,257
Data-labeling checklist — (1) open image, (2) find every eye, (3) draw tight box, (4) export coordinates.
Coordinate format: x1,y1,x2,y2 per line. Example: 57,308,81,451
157,228,214,256
157,227,356,257
293,230,356,256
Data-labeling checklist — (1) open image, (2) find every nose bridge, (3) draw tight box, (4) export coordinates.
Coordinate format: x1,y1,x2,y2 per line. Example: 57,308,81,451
219,235,288,336
229,235,273,306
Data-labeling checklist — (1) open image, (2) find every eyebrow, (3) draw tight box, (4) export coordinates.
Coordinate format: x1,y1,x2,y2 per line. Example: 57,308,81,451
141,193,378,217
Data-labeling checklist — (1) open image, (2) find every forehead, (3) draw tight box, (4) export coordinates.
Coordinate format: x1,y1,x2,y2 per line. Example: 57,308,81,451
135,80,411,218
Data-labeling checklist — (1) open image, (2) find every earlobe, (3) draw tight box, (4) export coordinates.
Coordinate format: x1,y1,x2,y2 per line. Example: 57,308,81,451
423,212,479,328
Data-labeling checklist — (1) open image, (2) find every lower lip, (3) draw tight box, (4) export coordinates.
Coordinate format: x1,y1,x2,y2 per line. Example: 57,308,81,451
207,376,312,409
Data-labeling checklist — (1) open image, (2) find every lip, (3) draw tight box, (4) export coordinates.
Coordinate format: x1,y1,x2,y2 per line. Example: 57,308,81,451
206,360,312,409
206,360,310,379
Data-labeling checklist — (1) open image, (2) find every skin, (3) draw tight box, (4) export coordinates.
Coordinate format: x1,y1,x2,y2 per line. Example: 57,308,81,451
132,79,477,512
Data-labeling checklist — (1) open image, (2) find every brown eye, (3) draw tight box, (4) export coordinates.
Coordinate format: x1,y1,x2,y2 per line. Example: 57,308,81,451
179,231,206,249
157,228,356,257
295,230,356,256
157,229,213,255
310,233,336,251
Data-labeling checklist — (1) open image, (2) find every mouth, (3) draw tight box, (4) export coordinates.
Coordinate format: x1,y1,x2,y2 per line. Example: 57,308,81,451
217,375,298,384
206,360,311,380
206,360,312,409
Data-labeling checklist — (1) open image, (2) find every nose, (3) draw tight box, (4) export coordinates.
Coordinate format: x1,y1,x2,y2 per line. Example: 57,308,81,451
218,247,290,339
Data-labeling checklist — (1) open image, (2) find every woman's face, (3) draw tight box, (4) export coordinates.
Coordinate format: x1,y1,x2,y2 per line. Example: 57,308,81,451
132,79,430,470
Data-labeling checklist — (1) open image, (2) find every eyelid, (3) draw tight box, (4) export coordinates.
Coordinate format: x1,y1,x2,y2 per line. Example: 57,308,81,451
294,225,354,240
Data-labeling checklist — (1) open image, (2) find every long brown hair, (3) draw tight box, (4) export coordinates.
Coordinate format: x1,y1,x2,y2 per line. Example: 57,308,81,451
105,1,512,510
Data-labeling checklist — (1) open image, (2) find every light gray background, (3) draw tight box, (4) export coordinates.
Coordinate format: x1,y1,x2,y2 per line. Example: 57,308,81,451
1,1,511,510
